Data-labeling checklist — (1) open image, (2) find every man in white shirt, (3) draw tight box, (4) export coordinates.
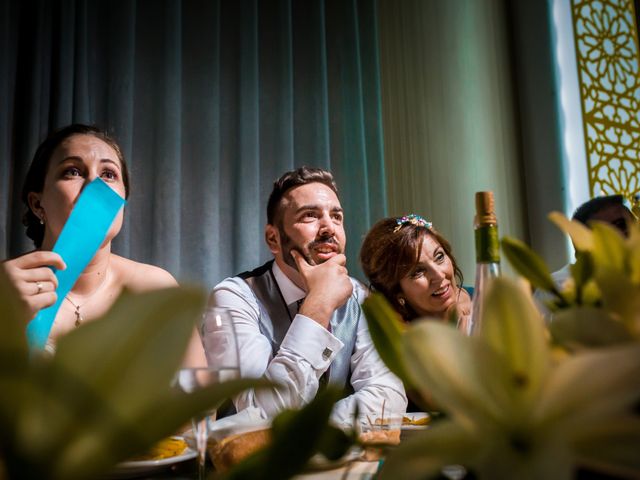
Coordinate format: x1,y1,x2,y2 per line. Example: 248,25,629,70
208,167,407,424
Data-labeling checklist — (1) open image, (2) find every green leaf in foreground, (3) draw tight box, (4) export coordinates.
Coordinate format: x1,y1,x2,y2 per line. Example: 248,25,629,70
362,293,414,387
2,286,266,480
550,307,634,348
379,277,640,480
569,251,594,304
0,267,30,453
501,236,559,294
548,212,594,252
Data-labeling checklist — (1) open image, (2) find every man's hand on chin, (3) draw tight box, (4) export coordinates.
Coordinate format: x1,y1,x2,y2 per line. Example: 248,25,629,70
291,249,353,328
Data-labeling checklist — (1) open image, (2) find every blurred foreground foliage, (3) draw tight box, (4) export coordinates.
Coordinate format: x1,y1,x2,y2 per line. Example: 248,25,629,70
363,214,640,480
0,269,260,480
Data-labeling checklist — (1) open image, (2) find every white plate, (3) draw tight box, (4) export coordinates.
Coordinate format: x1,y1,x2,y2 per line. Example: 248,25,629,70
110,440,197,477
402,412,430,431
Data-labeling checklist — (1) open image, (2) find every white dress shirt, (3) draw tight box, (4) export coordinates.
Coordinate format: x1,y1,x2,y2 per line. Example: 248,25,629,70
209,261,407,425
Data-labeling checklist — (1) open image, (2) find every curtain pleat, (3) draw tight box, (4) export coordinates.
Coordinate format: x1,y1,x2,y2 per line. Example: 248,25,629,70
1,0,386,287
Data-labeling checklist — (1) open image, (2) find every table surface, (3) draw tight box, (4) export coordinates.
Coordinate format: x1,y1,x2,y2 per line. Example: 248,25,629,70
107,457,380,480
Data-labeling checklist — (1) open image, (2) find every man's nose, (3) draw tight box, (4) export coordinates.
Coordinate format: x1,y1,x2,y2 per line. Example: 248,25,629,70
318,213,336,236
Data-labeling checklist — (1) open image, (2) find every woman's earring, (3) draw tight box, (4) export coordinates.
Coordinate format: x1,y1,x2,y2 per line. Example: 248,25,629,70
398,297,406,307
39,214,44,225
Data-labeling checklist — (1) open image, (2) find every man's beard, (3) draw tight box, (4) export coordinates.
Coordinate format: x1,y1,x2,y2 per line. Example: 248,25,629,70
278,226,341,271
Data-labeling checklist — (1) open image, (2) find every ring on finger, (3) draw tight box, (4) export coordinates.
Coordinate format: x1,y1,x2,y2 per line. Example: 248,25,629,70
36,281,43,295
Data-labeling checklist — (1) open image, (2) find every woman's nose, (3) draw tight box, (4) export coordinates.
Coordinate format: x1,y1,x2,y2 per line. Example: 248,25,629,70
427,264,446,280
87,170,99,183
80,170,100,194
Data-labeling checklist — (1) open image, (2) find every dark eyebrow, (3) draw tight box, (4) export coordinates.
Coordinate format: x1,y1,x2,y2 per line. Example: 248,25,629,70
56,155,83,165
294,204,321,214
57,156,121,170
294,204,343,214
100,159,122,170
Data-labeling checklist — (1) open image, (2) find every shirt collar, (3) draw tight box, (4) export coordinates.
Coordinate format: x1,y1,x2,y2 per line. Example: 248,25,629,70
272,261,306,306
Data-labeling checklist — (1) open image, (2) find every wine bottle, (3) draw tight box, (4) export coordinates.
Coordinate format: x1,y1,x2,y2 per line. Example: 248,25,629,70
464,191,501,335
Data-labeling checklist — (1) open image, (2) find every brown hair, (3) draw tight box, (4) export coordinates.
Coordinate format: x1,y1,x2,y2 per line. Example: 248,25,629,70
266,166,338,225
360,216,463,321
21,124,130,247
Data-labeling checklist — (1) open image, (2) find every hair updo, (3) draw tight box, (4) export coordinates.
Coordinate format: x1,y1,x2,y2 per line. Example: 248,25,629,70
360,217,463,321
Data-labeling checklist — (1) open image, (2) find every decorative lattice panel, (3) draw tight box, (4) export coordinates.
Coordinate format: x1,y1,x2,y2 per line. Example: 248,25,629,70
572,0,640,204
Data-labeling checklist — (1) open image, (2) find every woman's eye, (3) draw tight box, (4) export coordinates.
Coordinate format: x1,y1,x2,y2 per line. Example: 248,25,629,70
435,252,445,262
101,169,118,181
63,167,82,177
410,269,424,279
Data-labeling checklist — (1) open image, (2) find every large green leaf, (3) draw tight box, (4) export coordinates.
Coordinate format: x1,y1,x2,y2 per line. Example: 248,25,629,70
569,252,594,304
572,417,640,475
52,287,202,417
481,278,550,411
379,420,479,480
361,294,414,388
51,378,266,480
628,223,640,284
550,307,633,348
18,287,205,466
594,269,640,334
473,424,574,480
402,322,511,429
548,212,594,252
537,344,640,431
4,286,268,480
501,237,558,294
591,223,627,274
0,266,29,363
0,267,30,449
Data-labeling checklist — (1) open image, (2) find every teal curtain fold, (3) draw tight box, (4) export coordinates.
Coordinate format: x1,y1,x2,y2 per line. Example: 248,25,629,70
1,0,386,286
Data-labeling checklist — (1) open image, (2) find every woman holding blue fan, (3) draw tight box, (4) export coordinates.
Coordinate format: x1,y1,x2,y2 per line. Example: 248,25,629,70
3,124,205,364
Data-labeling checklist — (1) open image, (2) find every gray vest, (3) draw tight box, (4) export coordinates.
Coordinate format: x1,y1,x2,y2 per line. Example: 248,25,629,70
239,261,361,390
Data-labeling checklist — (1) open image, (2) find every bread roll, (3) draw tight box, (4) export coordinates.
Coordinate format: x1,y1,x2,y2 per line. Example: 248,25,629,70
208,428,271,472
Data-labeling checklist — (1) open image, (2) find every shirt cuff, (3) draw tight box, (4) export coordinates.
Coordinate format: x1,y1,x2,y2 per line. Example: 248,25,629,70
280,314,344,371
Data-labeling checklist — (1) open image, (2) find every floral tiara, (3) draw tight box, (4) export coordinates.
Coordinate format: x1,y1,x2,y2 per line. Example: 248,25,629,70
393,214,433,233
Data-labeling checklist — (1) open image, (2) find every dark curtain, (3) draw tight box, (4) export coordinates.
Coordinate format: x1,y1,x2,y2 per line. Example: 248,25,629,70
0,0,387,287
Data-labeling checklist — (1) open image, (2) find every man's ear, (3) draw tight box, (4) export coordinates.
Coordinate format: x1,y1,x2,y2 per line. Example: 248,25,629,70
27,192,45,222
265,224,280,255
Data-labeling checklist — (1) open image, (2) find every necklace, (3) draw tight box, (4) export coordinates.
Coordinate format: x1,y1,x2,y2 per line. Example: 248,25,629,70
64,271,109,327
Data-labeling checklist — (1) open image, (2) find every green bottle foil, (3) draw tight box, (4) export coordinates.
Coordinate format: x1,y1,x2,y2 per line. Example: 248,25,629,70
475,225,500,263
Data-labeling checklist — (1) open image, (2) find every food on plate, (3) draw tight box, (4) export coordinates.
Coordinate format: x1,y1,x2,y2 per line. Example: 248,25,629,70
130,437,188,461
402,414,430,426
208,428,271,472
359,429,401,445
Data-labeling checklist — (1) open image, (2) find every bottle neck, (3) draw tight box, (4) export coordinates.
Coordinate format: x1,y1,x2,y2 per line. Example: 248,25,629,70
474,224,500,264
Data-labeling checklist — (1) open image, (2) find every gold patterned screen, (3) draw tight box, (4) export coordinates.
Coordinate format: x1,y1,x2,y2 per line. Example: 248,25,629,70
571,0,640,208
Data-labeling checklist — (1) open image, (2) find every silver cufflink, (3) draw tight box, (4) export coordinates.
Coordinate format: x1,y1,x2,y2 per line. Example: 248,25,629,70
322,347,332,360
